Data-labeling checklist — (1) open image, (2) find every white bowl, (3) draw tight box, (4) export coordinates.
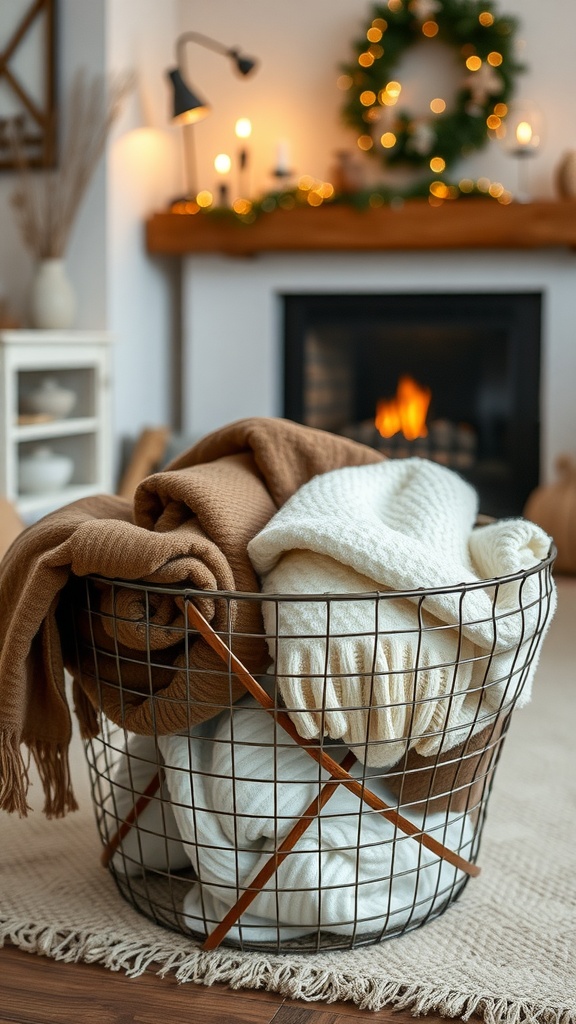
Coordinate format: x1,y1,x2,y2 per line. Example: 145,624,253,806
18,446,74,494
21,378,76,418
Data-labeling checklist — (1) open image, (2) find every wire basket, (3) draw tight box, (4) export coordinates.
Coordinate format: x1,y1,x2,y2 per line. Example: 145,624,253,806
68,545,556,954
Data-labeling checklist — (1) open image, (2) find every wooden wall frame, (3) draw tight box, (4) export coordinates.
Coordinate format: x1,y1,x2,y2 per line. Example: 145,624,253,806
0,0,56,169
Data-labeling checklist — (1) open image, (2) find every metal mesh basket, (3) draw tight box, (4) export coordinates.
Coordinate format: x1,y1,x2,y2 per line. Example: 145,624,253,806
68,545,556,953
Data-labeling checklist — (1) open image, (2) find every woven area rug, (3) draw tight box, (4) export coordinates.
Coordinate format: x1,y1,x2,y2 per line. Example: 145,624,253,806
1,580,575,1022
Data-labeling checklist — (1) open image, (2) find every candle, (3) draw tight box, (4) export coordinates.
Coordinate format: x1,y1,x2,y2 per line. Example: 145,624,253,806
214,153,231,207
275,140,291,176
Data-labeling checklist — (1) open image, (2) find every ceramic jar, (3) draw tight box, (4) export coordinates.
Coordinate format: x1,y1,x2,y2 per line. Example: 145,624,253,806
21,377,77,418
18,445,74,494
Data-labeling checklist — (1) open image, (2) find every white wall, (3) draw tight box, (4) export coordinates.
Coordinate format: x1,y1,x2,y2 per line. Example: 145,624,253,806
176,0,576,201
1,0,575,480
105,0,182,453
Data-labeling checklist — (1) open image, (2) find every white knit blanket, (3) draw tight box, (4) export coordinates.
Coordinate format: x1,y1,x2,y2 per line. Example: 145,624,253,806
156,699,474,943
247,459,556,767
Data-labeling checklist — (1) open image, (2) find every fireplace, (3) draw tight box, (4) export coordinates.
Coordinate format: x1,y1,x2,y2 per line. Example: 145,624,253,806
177,247,573,500
283,292,542,517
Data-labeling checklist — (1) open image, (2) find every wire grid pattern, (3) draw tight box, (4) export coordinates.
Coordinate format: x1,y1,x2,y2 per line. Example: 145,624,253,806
71,551,556,953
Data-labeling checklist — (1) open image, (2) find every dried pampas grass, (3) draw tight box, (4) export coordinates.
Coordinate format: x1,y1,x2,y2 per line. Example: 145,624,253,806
10,69,134,260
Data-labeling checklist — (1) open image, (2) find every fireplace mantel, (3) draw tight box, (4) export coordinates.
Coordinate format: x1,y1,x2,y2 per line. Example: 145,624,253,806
146,198,576,256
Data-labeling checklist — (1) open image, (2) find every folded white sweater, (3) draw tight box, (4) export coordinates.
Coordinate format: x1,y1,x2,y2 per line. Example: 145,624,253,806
158,697,474,943
107,732,189,876
247,458,556,767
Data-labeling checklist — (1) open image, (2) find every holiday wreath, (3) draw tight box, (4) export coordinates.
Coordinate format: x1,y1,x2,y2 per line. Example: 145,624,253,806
339,0,523,174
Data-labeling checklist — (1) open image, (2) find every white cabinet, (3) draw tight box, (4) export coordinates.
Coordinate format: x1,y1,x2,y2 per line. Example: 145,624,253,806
0,330,113,523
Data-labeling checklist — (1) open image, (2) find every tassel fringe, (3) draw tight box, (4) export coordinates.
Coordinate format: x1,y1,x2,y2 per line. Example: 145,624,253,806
0,732,78,818
29,740,78,818
0,917,573,1023
0,730,31,816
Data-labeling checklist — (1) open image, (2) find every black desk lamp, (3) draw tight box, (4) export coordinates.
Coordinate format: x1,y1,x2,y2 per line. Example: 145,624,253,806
167,32,258,198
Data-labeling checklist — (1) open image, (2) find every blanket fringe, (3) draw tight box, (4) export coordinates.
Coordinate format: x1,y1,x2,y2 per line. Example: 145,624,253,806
29,739,78,818
0,730,31,816
0,731,78,818
1,918,574,1024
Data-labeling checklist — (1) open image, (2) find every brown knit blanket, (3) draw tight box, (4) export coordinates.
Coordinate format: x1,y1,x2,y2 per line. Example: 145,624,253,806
0,418,383,818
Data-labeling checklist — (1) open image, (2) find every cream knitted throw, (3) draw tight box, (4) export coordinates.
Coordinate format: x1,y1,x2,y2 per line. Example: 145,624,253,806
248,459,556,767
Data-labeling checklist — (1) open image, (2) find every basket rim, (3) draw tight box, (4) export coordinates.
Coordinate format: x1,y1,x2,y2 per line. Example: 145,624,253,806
79,543,556,603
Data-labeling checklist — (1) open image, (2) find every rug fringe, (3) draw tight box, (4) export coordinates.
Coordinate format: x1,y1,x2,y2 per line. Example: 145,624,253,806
2,919,574,1024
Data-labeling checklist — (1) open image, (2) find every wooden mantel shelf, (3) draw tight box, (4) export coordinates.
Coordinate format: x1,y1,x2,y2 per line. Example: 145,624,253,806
146,198,576,256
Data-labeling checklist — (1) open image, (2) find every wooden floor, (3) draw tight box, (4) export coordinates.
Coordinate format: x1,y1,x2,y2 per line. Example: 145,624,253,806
0,943,457,1024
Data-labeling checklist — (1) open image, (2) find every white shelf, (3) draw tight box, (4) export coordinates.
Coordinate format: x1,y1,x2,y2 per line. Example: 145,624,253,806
0,330,113,521
14,416,99,441
0,329,113,346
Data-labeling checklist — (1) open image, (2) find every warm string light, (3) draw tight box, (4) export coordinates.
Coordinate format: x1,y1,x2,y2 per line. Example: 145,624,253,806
430,156,445,172
381,81,401,104
427,176,512,206
296,175,335,206
430,98,446,114
466,55,482,71
172,174,514,219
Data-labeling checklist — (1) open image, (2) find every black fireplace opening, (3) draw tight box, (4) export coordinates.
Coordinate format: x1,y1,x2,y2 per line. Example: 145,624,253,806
283,292,542,517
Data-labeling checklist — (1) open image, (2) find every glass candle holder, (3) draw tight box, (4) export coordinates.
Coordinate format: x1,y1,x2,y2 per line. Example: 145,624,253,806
500,102,544,202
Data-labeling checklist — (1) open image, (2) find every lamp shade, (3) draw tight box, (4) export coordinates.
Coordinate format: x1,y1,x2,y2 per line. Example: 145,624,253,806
229,50,258,76
167,69,210,125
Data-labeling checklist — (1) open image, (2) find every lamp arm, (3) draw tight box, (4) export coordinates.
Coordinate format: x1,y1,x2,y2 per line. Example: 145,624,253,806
176,31,233,69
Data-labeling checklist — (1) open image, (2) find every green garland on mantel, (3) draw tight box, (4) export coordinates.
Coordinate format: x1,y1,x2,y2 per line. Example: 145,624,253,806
340,0,524,173
171,179,513,225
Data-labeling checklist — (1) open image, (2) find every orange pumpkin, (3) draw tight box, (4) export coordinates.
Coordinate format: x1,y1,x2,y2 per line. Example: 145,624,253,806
524,455,576,574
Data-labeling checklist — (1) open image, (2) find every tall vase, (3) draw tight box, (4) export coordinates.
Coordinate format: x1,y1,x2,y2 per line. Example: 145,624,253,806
29,258,77,330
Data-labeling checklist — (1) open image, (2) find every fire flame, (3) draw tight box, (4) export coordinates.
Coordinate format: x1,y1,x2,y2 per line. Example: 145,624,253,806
375,376,432,441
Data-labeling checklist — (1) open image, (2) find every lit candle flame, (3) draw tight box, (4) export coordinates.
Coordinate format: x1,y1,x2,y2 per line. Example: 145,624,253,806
214,153,232,174
515,120,533,146
235,118,252,139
